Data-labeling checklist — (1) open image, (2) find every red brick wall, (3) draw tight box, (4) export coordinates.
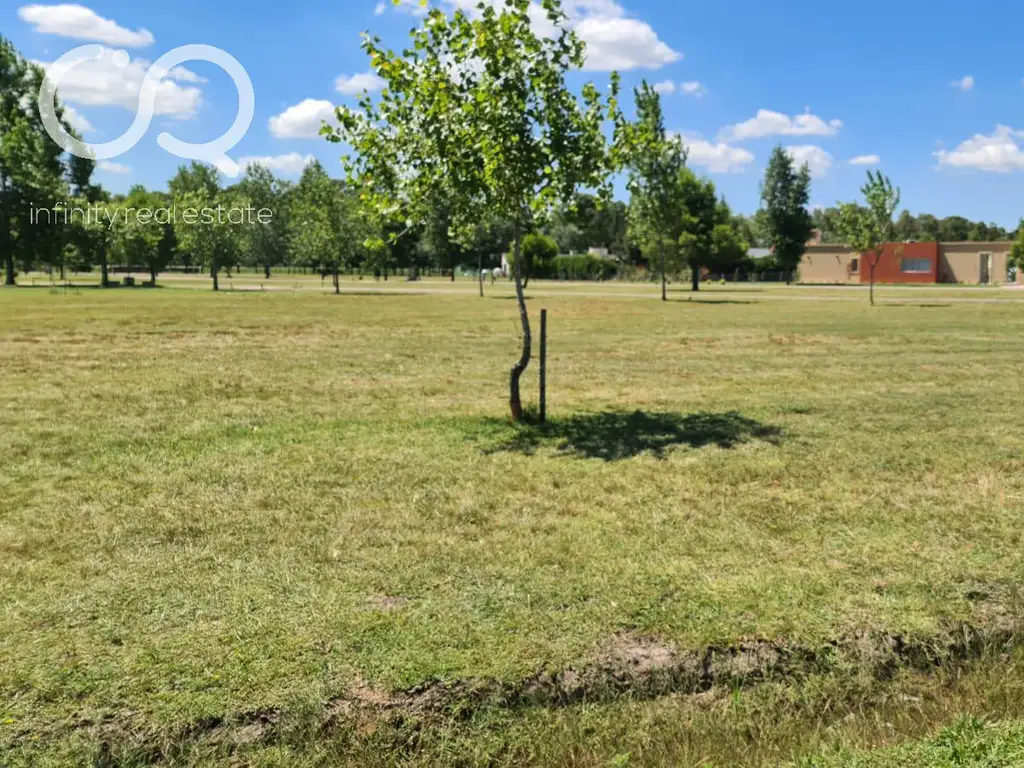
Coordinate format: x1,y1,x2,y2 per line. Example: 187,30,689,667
859,242,940,284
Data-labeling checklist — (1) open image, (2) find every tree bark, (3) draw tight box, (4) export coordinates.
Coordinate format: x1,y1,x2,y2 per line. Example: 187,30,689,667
691,266,700,292
211,259,219,292
100,244,109,287
509,221,531,423
264,264,271,279
150,265,157,286
5,253,15,286
333,261,340,295
870,263,876,307
478,253,483,297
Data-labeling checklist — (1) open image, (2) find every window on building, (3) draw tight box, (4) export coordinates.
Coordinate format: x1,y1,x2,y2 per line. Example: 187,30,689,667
849,257,859,272
900,258,931,273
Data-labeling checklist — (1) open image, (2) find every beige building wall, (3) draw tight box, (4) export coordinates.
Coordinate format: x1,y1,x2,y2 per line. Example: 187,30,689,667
939,242,1013,285
798,246,859,284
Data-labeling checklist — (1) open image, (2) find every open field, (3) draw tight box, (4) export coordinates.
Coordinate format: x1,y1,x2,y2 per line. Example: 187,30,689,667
3,286,1024,765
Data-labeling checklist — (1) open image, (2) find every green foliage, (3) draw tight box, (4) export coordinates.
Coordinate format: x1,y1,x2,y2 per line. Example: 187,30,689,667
1,35,92,285
759,146,812,279
616,82,687,294
836,171,901,258
516,233,559,281
330,0,619,246
235,163,289,274
1009,221,1024,269
551,253,617,280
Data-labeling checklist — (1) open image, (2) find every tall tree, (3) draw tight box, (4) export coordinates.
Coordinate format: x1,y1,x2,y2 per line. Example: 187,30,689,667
287,161,354,293
331,0,618,421
836,170,900,307
1,37,89,286
112,186,168,284
236,163,288,278
760,146,812,284
616,82,687,301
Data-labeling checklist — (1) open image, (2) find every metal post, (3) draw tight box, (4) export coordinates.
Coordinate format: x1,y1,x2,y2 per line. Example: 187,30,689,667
539,308,547,424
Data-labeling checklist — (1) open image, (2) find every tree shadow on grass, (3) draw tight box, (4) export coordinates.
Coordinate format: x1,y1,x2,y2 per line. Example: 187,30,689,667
485,410,781,461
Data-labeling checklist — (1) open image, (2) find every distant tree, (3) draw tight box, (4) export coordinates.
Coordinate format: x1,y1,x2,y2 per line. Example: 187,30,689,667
616,82,687,301
172,169,243,291
916,214,940,242
330,0,619,421
287,161,357,293
674,174,747,291
760,146,813,283
112,186,167,284
836,170,900,306
236,163,288,278
1010,221,1024,271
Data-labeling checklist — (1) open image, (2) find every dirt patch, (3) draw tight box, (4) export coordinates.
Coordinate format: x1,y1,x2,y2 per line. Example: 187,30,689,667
80,620,1022,761
365,594,410,611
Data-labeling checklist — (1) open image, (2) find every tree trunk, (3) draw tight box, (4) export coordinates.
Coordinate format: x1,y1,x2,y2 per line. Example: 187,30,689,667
100,244,109,287
450,268,455,282
478,253,483,297
264,264,271,279
150,265,157,286
211,260,219,292
660,246,667,301
509,222,531,423
870,263,876,307
691,266,700,292
60,263,66,281
333,261,340,295
3,253,13,286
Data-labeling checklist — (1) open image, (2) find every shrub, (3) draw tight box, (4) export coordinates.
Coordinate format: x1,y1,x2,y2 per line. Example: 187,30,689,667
506,234,559,282
551,254,617,281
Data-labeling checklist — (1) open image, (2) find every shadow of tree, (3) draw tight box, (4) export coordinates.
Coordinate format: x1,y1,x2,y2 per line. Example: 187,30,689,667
486,410,781,461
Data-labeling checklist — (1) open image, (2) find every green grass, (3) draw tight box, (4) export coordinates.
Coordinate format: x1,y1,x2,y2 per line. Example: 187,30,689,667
2,285,1024,764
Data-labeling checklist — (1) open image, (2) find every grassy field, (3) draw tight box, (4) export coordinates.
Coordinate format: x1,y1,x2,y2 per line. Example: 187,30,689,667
2,283,1024,765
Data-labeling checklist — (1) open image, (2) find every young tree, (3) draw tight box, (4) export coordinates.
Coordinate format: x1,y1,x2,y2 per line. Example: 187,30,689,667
616,82,687,301
836,170,900,306
329,0,618,421
760,146,813,284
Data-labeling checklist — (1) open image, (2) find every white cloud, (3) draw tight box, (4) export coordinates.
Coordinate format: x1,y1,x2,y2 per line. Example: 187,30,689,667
335,71,386,95
676,134,755,173
717,109,842,143
33,47,201,118
784,145,834,178
237,153,316,175
17,4,153,47
680,80,706,98
934,125,1024,173
950,75,974,92
167,66,207,84
849,154,880,166
62,104,93,133
375,1,388,14
269,98,337,139
653,80,675,95
96,160,131,173
388,0,679,72
577,16,681,71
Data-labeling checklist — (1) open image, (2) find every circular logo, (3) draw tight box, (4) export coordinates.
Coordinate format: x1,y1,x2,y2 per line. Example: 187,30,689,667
38,44,255,177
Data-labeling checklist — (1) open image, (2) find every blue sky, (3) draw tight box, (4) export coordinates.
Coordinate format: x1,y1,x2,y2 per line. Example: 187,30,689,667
8,0,1024,226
